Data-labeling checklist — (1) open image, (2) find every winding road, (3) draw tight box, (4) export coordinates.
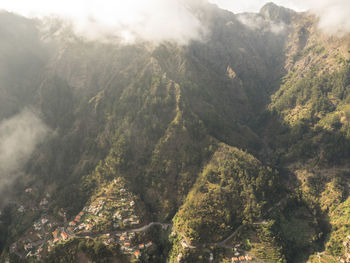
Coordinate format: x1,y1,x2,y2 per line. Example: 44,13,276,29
12,196,288,260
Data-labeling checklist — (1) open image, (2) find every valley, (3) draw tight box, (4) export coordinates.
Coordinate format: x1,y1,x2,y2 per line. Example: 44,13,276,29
0,1,349,262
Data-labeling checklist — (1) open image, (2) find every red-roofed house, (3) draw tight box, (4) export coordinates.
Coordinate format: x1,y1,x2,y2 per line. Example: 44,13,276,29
52,230,59,239
134,250,141,259
61,232,68,240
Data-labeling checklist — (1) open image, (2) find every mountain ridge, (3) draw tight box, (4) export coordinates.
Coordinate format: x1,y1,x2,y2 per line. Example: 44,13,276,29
0,2,349,262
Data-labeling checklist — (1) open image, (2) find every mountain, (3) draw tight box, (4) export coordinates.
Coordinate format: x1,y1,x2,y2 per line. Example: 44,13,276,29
0,2,349,263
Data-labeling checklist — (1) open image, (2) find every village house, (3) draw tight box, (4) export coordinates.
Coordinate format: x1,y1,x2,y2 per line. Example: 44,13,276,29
24,243,32,251
232,257,239,262
131,219,140,225
33,222,41,231
177,253,183,262
61,232,68,240
113,211,122,220
139,243,145,249
245,255,253,261
239,256,245,261
120,235,128,241
52,229,59,239
134,250,141,259
107,238,115,244
40,198,48,206
25,188,33,193
145,241,153,248
181,240,189,249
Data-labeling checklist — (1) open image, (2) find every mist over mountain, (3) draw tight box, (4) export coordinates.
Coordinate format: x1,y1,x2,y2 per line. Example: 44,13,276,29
0,109,48,195
0,1,349,263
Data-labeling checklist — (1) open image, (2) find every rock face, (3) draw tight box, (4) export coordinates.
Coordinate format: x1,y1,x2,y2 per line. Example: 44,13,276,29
0,2,349,262
259,2,294,24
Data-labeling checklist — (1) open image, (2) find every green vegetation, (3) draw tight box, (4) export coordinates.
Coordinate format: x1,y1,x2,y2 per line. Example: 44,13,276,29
174,144,281,243
1,5,350,263
249,221,286,263
268,62,350,165
46,238,125,263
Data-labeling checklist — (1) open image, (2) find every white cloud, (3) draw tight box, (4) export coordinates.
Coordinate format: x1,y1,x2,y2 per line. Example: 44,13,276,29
0,0,206,44
305,0,350,36
0,0,349,42
210,0,350,36
0,109,49,193
237,14,286,34
209,0,303,13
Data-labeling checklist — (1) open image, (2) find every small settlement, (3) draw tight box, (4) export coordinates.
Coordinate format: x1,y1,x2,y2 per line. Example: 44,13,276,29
8,178,154,261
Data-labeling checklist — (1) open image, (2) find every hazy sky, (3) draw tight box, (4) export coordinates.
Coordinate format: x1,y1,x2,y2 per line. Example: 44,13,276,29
0,0,348,41
0,0,303,43
0,0,304,16
210,0,304,13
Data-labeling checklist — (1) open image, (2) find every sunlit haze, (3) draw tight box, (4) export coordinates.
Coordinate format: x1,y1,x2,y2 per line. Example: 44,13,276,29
0,0,349,41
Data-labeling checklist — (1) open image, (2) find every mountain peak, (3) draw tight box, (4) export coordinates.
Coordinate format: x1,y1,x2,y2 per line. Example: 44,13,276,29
259,2,294,24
